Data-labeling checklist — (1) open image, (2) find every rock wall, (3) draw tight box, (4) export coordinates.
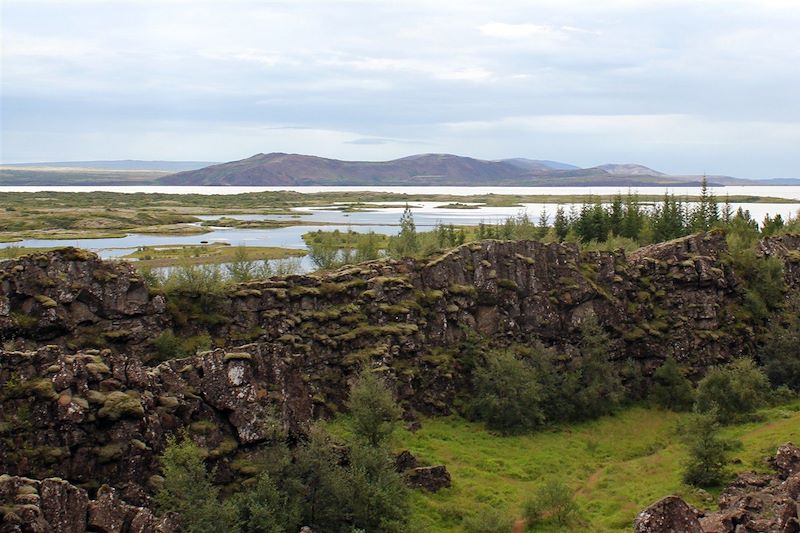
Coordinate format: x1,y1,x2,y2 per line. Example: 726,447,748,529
1,232,800,503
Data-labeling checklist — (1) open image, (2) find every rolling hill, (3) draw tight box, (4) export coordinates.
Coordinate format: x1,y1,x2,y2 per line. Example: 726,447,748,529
159,152,722,187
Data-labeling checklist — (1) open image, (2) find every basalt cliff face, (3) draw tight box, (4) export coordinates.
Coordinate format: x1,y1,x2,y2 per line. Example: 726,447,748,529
1,233,800,531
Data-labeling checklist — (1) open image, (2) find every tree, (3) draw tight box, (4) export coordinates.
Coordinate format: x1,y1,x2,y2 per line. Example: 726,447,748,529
155,435,239,533
233,473,300,533
650,358,694,411
694,358,770,423
468,349,545,434
389,205,418,257
523,479,579,527
347,370,402,447
760,298,800,390
569,318,625,419
553,206,569,242
681,411,740,487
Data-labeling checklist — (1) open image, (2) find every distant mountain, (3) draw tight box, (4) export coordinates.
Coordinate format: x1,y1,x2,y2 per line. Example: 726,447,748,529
160,153,528,186
161,152,724,187
2,160,218,172
593,164,665,176
3,154,796,187
500,158,579,172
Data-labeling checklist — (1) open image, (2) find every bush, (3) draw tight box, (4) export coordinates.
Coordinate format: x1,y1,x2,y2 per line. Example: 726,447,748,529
694,358,770,423
462,506,514,533
233,472,300,533
347,370,402,447
650,358,695,411
154,435,238,533
761,300,800,390
292,428,408,533
468,349,545,434
681,412,741,487
726,233,785,321
523,479,579,527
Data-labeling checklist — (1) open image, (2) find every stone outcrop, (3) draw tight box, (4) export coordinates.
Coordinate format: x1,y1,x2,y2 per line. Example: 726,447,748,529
1,233,799,529
0,474,178,533
635,444,800,533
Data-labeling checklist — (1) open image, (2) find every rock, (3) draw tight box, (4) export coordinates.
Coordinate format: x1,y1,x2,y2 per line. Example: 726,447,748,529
395,450,418,472
773,444,800,480
633,496,703,533
0,476,174,533
406,466,451,493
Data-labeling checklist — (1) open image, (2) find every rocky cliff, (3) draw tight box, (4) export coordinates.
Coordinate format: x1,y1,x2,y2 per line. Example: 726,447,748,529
1,232,800,530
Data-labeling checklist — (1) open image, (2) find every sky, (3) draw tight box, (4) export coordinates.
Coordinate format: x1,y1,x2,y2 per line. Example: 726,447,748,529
1,0,799,178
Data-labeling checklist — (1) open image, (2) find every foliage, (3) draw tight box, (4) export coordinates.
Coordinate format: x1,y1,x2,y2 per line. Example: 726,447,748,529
650,358,695,411
293,428,409,533
232,473,300,533
467,349,545,434
347,370,402,447
726,231,785,321
681,411,741,487
523,479,580,528
155,434,239,533
694,358,771,423
461,507,514,533
760,299,800,390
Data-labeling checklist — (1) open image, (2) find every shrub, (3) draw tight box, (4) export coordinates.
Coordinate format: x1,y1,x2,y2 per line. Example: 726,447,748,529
468,349,545,434
681,411,740,487
760,300,800,390
347,370,402,447
523,479,579,527
462,506,514,533
650,358,695,411
232,472,300,533
726,233,785,321
155,435,238,533
694,358,770,423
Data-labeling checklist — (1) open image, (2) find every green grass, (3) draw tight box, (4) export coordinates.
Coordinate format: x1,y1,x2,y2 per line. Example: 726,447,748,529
329,402,800,532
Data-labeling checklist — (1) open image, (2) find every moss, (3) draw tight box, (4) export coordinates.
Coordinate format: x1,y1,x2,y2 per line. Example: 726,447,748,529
288,285,320,298
369,276,414,289
623,327,647,341
157,395,180,409
34,294,57,308
233,288,262,297
636,291,651,303
224,352,252,361
85,362,111,377
190,420,217,434
101,329,132,342
95,442,126,463
97,391,144,420
446,304,459,313
209,436,239,458
86,390,107,404
449,284,477,298
11,312,38,329
335,323,419,342
28,379,58,401
416,289,444,306
378,303,412,315
497,278,519,291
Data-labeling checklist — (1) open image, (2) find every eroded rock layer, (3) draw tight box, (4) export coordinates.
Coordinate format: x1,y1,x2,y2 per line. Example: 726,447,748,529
1,232,799,528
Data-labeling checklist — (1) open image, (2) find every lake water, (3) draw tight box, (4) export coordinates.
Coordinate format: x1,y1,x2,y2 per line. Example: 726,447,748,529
1,185,798,260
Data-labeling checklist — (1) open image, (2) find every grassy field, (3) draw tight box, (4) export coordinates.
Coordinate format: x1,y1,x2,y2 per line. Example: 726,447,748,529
329,402,800,532
124,243,305,268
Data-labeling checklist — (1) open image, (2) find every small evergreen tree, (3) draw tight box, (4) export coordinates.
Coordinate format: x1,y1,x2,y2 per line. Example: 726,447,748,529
347,370,402,448
681,411,740,487
155,435,239,533
650,357,694,411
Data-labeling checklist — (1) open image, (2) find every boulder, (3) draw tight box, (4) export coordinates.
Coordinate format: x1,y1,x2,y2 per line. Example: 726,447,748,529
406,465,451,493
633,496,703,533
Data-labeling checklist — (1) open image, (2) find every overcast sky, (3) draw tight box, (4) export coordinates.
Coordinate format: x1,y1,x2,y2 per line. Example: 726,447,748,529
1,0,799,177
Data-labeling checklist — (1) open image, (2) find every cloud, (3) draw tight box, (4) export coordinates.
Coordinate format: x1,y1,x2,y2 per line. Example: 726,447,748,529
1,0,799,177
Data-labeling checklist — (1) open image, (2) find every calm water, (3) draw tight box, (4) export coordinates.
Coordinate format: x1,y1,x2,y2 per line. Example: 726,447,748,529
1,186,798,260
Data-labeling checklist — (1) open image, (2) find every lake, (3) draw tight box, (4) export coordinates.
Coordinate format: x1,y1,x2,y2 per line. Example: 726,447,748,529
1,185,798,260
